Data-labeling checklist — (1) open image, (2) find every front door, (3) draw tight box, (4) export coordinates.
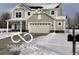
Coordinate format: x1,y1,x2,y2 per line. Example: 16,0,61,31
12,24,18,30
14,24,18,30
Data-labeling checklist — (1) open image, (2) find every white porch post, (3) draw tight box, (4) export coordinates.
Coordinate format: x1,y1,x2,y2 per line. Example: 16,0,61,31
54,21,55,32
64,21,66,32
7,21,9,32
20,21,22,32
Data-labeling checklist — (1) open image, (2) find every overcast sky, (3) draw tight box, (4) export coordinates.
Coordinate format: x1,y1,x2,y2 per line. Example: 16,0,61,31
0,3,79,17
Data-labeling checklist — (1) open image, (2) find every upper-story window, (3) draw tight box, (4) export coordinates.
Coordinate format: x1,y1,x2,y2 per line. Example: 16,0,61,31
28,12,30,16
16,12,22,18
51,11,54,15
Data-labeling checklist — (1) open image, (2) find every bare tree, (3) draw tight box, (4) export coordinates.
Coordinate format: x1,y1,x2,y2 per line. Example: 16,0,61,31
0,12,11,28
75,12,79,28
67,17,72,29
0,12,11,20
70,12,79,29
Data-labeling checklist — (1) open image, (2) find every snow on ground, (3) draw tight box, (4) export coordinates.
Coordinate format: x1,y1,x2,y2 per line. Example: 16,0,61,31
0,32,21,39
19,30,79,55
19,33,72,55
1,29,79,55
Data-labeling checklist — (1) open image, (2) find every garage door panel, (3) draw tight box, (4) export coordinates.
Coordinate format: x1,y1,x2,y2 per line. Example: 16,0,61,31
29,23,51,33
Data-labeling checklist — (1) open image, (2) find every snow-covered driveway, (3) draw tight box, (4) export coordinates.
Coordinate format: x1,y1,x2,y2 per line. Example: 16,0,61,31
1,29,79,55
0,32,21,39
19,32,79,55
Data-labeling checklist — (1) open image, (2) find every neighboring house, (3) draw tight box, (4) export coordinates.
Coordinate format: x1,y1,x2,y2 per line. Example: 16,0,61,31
6,3,67,33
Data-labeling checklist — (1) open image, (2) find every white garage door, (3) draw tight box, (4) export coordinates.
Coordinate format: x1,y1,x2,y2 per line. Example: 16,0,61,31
28,22,51,33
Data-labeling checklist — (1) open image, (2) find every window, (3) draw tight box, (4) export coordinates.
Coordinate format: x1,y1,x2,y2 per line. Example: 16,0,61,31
59,23,61,25
16,12,18,18
51,11,54,15
57,22,62,27
28,12,30,16
19,12,21,18
16,12,22,18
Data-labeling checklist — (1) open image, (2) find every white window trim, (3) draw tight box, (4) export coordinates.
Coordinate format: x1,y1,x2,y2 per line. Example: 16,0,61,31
57,21,63,27
28,12,30,16
25,11,33,18
27,11,32,16
15,11,23,18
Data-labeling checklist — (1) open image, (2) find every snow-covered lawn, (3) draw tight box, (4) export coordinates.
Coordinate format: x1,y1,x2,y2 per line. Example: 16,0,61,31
10,31,79,55
0,32,21,39
19,33,73,55
1,29,79,55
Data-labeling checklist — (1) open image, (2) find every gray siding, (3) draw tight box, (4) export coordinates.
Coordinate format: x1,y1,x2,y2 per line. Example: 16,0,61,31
12,8,25,18
55,20,65,30
27,14,54,30
27,14,54,22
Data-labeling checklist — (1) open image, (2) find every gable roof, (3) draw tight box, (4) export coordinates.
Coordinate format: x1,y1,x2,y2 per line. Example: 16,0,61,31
11,3,61,11
27,13,55,22
27,3,61,9
11,3,32,11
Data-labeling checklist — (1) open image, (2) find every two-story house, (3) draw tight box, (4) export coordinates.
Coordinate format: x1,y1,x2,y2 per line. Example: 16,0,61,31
6,3,67,33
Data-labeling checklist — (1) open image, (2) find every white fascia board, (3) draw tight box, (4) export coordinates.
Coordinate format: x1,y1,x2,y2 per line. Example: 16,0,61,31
54,16,67,20
43,4,60,9
11,4,31,12
7,18,26,21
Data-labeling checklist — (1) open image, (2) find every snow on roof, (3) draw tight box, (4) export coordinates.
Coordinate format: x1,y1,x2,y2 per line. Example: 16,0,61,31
11,3,61,12
27,3,60,9
54,16,67,20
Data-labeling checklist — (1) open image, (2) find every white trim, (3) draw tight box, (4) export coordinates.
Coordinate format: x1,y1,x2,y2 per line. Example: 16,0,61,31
7,18,26,21
53,21,55,32
11,4,31,12
20,21,22,32
15,11,23,18
64,21,66,31
29,22,52,24
28,22,30,33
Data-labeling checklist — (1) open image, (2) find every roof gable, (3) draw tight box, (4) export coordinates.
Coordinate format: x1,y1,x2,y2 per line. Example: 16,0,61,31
27,3,61,9
11,3,61,11
27,13,55,22
11,3,31,11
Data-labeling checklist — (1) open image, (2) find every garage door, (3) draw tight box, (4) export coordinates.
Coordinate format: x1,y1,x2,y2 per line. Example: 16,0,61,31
28,22,51,33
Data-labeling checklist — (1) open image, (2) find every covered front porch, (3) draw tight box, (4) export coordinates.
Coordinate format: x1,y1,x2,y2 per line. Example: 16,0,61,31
6,19,27,32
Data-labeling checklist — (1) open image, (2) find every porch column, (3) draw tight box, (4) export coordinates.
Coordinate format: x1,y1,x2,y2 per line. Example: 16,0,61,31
64,21,66,32
20,21,22,32
54,21,55,32
7,21,9,32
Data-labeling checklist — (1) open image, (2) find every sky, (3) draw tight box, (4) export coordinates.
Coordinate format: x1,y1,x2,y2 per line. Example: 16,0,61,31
0,3,79,17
